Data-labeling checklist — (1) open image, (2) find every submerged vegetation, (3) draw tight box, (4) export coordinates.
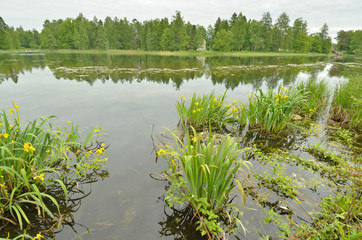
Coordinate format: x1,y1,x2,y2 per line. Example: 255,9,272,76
0,102,108,239
156,75,361,239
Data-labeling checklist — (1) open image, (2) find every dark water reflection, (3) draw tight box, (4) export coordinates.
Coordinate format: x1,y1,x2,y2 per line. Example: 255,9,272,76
0,53,361,239
1,53,360,89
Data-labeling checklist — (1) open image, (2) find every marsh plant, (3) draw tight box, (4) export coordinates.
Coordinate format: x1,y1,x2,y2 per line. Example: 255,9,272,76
0,102,107,238
330,75,362,130
241,86,307,132
175,91,236,131
295,78,330,119
158,127,252,239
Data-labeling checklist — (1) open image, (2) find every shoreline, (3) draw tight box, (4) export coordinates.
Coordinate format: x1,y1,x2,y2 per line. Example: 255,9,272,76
0,49,333,57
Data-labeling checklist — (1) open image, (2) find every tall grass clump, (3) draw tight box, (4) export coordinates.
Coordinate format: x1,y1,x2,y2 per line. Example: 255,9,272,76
0,101,107,237
175,91,236,131
158,127,251,239
242,86,307,132
330,76,362,130
296,78,330,119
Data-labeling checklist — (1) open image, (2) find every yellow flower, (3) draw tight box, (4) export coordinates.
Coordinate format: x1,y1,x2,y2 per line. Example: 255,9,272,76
104,158,109,162
171,159,175,165
0,123,1,126
33,174,45,181
33,232,43,240
197,108,201,112
192,137,197,143
195,102,199,106
94,128,100,133
95,147,105,155
275,99,279,103
192,110,196,113
232,100,237,104
283,95,288,99
14,105,20,110
67,120,72,124
180,95,184,98
9,125,13,129
76,150,80,154
3,133,9,139
9,109,14,114
24,142,35,153
226,104,232,108
157,149,165,155
101,143,105,147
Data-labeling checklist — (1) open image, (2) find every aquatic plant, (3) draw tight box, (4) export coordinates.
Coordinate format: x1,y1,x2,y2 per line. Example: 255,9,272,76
0,101,107,238
295,78,330,119
175,91,235,131
292,189,362,240
158,127,251,239
330,75,362,130
242,86,306,132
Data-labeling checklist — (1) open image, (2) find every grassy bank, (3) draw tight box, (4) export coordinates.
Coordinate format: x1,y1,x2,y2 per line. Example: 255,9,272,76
0,49,331,57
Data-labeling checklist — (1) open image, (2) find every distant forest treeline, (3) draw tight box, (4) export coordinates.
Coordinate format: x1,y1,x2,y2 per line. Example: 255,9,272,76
0,11,361,54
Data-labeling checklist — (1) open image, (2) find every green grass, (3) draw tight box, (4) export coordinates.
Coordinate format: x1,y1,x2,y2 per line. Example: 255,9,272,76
158,127,251,238
0,101,107,238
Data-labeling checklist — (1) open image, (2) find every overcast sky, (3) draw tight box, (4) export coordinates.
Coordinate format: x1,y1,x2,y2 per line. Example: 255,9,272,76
1,0,361,41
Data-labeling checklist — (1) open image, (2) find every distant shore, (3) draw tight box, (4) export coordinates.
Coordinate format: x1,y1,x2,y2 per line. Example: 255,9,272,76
0,49,333,57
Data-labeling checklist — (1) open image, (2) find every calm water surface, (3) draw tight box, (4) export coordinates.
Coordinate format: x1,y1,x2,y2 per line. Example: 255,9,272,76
0,53,361,239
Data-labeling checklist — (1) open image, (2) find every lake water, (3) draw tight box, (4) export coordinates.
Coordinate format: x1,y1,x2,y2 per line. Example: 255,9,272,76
0,53,361,239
